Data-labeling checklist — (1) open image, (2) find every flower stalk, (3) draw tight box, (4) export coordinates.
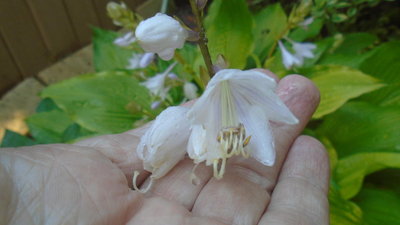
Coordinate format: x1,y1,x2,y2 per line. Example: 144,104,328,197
189,0,215,78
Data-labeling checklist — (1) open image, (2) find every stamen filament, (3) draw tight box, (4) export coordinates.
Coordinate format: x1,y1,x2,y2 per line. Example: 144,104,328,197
213,158,226,179
190,163,201,185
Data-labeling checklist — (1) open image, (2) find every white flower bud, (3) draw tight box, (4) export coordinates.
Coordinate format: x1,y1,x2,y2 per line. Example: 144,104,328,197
184,82,198,100
135,13,188,60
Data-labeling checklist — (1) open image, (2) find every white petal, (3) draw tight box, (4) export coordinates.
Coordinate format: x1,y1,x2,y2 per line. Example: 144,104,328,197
187,124,207,162
139,52,155,68
127,53,142,69
298,17,314,28
158,48,175,60
167,73,179,80
114,32,136,47
140,73,166,96
293,42,316,59
136,106,191,178
220,70,298,124
150,101,161,109
237,105,275,166
187,85,223,164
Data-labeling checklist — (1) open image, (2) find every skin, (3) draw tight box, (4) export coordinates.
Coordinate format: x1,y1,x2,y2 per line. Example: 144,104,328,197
0,72,329,225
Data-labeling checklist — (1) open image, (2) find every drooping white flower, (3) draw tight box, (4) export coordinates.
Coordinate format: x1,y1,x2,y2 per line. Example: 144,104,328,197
187,69,298,179
134,69,298,189
293,42,316,59
140,62,176,100
114,31,136,47
278,41,302,69
134,106,191,192
183,82,198,100
135,13,188,60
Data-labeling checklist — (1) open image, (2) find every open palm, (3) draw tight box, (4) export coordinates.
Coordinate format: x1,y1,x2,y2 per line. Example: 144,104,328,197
0,74,329,225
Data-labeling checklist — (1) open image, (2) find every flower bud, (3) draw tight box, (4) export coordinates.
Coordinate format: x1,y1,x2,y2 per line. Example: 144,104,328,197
107,2,136,28
184,82,198,100
135,13,188,60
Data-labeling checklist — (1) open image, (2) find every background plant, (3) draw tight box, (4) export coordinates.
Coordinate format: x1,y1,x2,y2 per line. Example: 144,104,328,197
1,0,399,224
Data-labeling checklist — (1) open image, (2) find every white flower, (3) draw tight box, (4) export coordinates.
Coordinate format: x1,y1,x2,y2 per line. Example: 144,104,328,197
114,31,136,47
135,13,188,60
183,82,198,100
126,53,142,69
187,69,298,179
127,52,155,70
134,106,191,192
139,52,155,68
140,62,176,100
150,101,161,110
167,73,178,80
134,69,298,190
278,41,302,69
298,17,314,29
278,40,316,69
293,42,316,59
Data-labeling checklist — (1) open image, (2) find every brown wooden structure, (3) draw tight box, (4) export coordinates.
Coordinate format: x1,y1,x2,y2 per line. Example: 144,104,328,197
0,0,147,95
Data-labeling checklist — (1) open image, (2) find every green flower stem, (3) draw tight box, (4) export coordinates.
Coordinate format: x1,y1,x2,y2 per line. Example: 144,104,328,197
161,0,169,13
189,0,215,78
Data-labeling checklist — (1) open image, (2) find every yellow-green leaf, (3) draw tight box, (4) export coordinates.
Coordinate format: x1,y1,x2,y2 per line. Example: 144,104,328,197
336,152,400,199
309,65,385,118
329,185,363,225
204,0,253,69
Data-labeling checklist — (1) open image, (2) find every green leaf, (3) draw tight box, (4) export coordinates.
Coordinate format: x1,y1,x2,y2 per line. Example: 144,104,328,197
335,152,400,199
92,27,133,72
41,71,151,134
332,33,377,55
332,13,348,23
0,130,37,147
253,3,287,62
354,186,400,225
62,123,97,143
26,110,74,144
318,33,378,68
318,102,400,158
36,98,60,113
308,65,384,118
204,0,253,69
289,18,324,42
360,41,400,106
329,185,363,225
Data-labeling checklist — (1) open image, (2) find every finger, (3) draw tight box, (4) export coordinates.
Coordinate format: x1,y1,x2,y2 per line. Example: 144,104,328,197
74,123,152,186
259,136,330,225
191,75,320,225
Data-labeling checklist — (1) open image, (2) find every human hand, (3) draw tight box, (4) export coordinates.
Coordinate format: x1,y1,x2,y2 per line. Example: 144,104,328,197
0,73,329,225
